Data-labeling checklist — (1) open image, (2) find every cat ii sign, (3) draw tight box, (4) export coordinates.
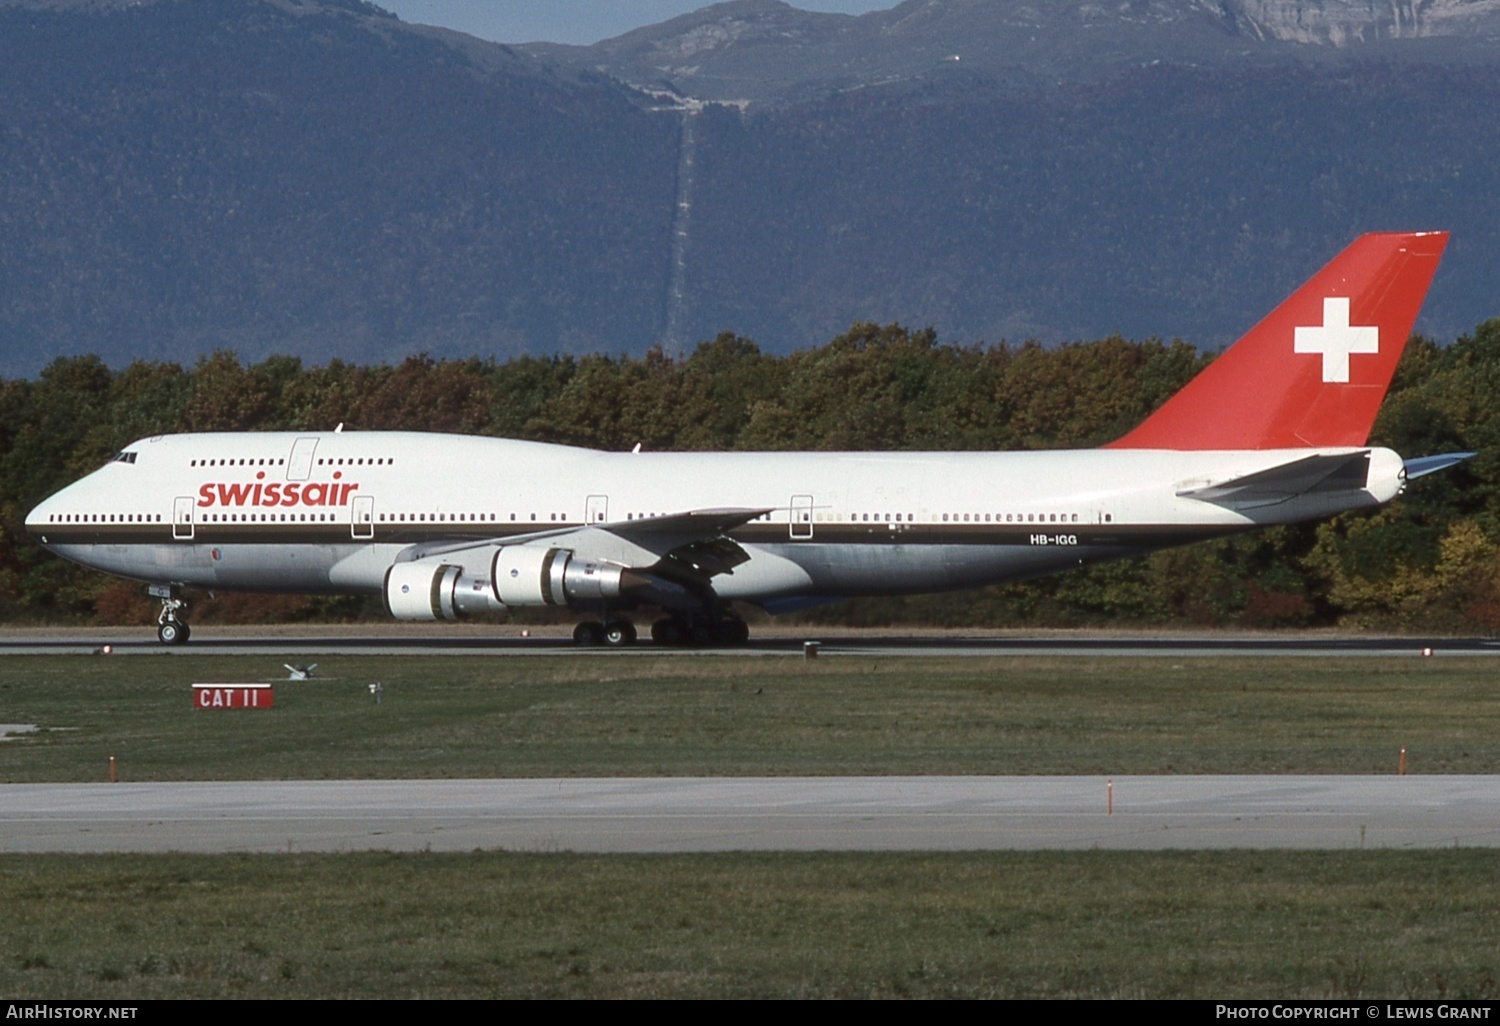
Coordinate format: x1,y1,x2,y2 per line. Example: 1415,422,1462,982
193,683,273,709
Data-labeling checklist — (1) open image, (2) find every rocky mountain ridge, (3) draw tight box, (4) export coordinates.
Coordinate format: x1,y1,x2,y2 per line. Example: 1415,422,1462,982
527,0,1500,103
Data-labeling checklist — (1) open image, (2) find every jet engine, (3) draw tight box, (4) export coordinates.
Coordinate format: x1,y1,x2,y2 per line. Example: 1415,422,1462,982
382,546,626,621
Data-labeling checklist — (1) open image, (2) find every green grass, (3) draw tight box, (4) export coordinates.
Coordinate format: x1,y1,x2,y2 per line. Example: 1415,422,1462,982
1,655,1497,780
1,850,1497,998
6,654,1498,998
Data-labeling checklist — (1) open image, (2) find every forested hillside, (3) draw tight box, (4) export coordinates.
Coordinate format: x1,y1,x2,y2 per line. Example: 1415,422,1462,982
3,323,1495,632
0,0,679,373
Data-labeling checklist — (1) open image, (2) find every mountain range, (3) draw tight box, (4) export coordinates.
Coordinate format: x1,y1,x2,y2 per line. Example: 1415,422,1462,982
528,0,1500,103
0,0,1495,377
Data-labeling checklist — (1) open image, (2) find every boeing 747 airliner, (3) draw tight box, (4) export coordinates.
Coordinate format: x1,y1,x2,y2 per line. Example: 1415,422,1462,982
27,232,1465,645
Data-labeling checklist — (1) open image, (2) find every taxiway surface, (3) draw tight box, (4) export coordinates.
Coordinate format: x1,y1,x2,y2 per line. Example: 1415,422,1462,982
3,776,1496,853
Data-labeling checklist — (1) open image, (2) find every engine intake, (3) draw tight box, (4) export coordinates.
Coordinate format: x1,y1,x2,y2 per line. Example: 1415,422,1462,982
384,561,464,621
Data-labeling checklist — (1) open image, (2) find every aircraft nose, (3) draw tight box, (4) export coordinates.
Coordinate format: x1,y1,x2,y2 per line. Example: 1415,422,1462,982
26,496,57,542
25,485,75,544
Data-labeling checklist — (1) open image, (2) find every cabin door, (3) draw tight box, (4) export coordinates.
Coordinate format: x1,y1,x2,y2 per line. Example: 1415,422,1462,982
351,495,375,539
790,494,814,540
287,437,319,481
172,496,196,540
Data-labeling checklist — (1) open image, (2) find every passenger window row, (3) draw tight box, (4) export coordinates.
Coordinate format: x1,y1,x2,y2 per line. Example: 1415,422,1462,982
205,513,334,522
47,513,162,523
942,512,1080,523
188,457,395,467
380,513,503,523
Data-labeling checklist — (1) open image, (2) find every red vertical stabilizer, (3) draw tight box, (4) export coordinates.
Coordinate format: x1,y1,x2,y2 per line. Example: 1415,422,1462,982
1106,231,1448,450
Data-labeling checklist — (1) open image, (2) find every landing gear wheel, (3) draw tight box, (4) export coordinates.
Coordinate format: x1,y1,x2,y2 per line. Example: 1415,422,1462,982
573,621,605,647
603,619,637,647
718,618,750,645
651,617,686,647
152,586,190,645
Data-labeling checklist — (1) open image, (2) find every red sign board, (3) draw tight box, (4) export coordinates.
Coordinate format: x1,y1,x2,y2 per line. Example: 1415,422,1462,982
193,683,274,709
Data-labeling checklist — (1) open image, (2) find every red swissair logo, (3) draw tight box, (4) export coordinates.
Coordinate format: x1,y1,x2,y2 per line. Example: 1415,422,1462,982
197,470,359,508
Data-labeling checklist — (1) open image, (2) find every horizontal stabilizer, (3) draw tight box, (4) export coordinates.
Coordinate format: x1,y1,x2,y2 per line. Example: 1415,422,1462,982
1177,451,1371,510
1403,452,1475,480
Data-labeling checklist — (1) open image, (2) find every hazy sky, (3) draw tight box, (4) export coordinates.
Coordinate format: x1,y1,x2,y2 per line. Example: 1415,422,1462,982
378,1,897,46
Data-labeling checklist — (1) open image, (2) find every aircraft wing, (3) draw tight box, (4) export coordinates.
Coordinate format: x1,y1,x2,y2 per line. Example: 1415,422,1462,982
600,507,776,540
1176,451,1373,510
394,507,776,582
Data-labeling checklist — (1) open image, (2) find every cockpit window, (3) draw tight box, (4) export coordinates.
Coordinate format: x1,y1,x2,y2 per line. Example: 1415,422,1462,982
104,451,138,467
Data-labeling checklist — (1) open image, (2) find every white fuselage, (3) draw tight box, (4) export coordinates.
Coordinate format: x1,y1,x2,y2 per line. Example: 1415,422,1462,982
26,431,1403,612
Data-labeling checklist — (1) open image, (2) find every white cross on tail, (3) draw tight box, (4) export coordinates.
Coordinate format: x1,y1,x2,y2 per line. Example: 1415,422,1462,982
1294,296,1378,384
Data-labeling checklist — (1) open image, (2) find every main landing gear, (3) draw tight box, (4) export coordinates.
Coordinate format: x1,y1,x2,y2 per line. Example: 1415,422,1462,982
650,614,749,648
151,584,190,645
570,613,751,648
572,618,638,648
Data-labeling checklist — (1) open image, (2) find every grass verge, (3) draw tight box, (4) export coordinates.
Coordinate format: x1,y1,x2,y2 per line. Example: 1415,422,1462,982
2,850,1497,998
1,654,1497,780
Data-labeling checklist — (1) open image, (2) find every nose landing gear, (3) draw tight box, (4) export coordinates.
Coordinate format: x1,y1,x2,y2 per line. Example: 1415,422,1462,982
151,584,190,645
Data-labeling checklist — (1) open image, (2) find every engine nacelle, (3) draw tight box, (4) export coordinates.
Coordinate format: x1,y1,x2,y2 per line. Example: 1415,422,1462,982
492,545,625,606
384,561,466,621
384,547,627,621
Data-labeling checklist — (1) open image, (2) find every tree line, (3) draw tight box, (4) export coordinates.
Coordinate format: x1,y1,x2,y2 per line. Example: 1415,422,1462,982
2,319,1496,631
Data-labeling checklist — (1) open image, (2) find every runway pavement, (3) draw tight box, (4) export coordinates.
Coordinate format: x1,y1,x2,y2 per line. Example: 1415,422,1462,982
0,626,1495,658
3,776,1496,854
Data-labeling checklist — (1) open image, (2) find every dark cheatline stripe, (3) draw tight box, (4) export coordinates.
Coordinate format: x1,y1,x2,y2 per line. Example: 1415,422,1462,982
34,522,1242,550
728,523,1237,548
